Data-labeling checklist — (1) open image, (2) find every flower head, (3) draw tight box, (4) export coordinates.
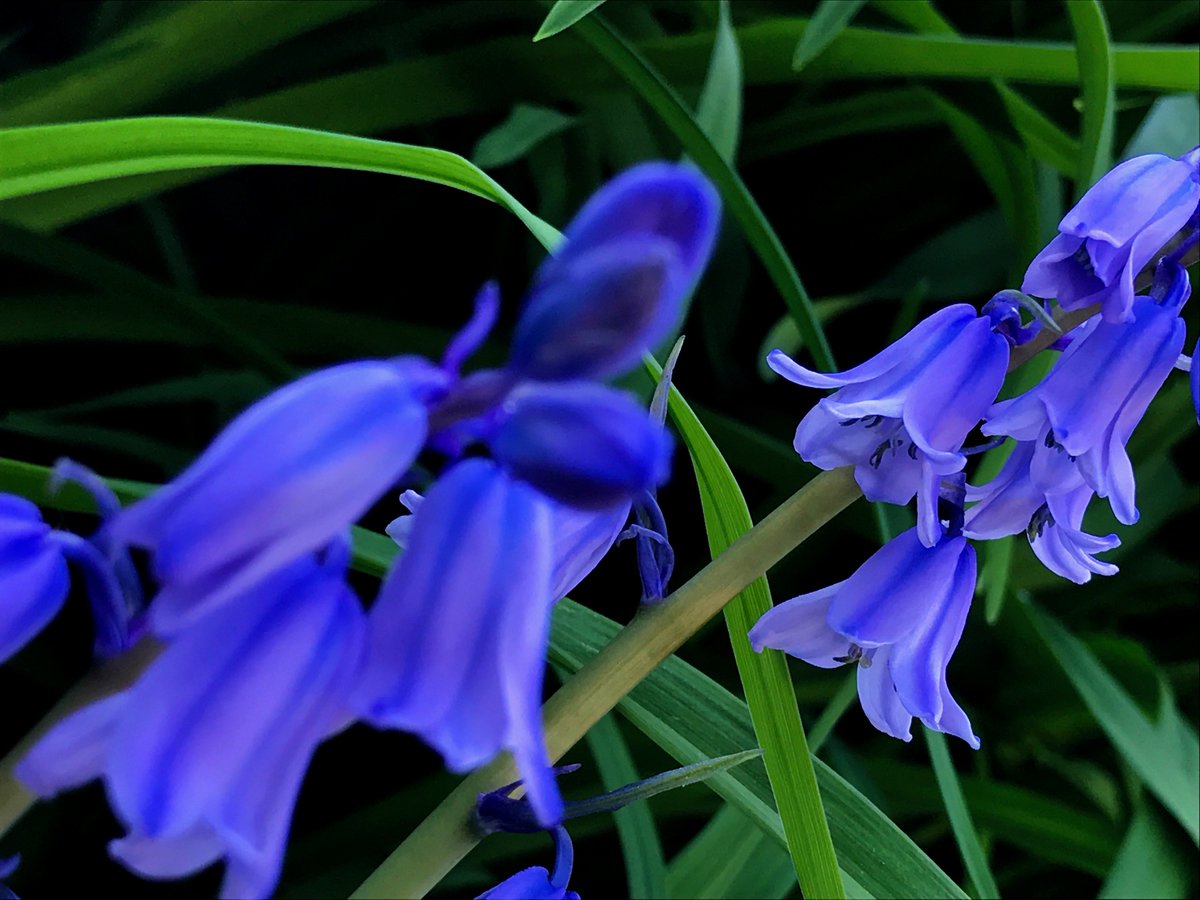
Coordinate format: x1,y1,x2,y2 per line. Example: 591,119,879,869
478,827,579,900
768,304,1009,546
16,549,365,900
750,525,979,747
1022,147,1199,323
983,295,1186,525
113,360,437,634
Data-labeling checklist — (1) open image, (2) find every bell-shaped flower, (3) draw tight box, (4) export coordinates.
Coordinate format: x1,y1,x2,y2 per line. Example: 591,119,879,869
16,548,365,900
478,827,579,900
0,856,16,900
964,440,1119,584
983,296,1186,525
113,359,437,634
1022,147,1199,323
488,381,672,510
768,304,1009,546
353,458,564,825
749,526,979,748
510,163,719,382
1,493,132,664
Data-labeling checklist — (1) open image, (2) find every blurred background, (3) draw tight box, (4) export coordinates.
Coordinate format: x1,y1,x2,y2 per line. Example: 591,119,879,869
0,1,1196,897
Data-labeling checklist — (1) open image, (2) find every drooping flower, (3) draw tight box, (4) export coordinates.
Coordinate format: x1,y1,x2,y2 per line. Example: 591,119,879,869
509,163,719,383
1022,147,1199,323
16,548,365,900
750,525,979,747
964,440,1119,584
353,458,564,825
767,303,1010,546
1,492,132,665
112,359,438,635
983,291,1187,526
477,827,579,900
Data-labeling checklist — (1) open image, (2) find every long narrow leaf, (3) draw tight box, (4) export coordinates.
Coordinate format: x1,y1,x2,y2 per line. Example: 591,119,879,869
793,0,869,71
924,731,1000,898
1065,0,1116,194
534,0,606,42
645,359,843,898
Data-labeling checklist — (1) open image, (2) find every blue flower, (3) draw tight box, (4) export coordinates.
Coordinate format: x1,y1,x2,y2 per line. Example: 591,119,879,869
1022,148,1199,323
1189,340,1199,425
353,458,565,825
510,163,719,383
767,304,1010,547
0,855,17,900
16,549,365,900
113,359,438,635
983,295,1186,526
750,526,979,748
964,441,1119,584
1,490,132,665
478,826,579,900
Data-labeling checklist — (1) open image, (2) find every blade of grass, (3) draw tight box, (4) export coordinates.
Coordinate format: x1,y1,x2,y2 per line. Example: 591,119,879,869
572,13,836,370
667,805,798,900
694,0,742,163
579,713,668,899
534,0,606,42
1025,602,1200,844
1065,0,1116,195
645,355,843,898
793,0,868,71
924,731,1001,898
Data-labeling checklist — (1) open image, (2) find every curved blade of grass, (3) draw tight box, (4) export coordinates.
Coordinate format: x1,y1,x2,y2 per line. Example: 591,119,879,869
667,805,799,900
1098,805,1193,899
644,356,843,897
793,0,868,71
924,731,1000,899
534,0,606,42
870,0,955,34
1025,602,1200,844
694,0,742,163
471,103,576,169
1065,0,1116,195
0,116,560,250
579,713,668,899
573,13,836,370
994,82,1079,177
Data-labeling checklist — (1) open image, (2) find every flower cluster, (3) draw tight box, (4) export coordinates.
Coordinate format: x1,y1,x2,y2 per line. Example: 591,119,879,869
7,163,719,898
754,145,1199,747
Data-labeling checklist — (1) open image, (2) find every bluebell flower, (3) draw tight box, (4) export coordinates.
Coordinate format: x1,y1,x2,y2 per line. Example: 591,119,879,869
354,458,565,825
767,304,1010,547
1,492,132,665
1188,341,1199,425
983,293,1187,526
16,548,365,900
478,827,579,900
113,359,439,635
0,855,17,900
1022,147,1199,323
749,525,979,747
487,381,672,509
510,163,719,383
964,441,1119,584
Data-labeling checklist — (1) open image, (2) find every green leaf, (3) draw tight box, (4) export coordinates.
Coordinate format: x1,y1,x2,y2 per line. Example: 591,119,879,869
645,357,843,899
1122,93,1200,159
1025,603,1200,844
694,0,742,163
978,535,1014,625
549,599,966,900
574,13,836,370
0,116,561,251
793,0,869,71
994,82,1080,177
580,714,668,899
667,806,798,900
533,0,607,42
471,103,575,169
923,731,1000,899
1065,0,1116,194
1099,805,1193,899
869,0,955,34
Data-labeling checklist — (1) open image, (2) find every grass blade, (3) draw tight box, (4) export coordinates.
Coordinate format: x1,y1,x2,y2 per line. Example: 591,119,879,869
793,0,869,71
534,0,606,42
1025,603,1200,844
1065,0,1116,194
924,731,1000,899
694,0,742,163
645,357,843,897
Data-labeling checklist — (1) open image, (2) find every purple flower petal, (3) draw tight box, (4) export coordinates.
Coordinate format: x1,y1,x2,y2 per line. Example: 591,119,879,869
489,381,672,509
748,583,848,668
17,693,129,796
0,538,70,665
857,646,914,742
